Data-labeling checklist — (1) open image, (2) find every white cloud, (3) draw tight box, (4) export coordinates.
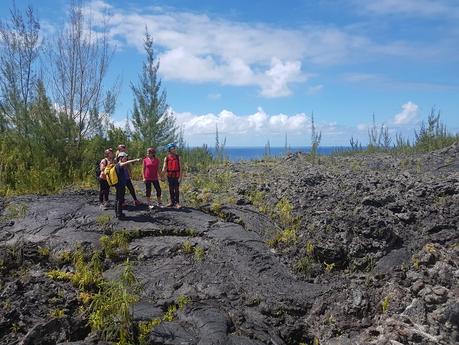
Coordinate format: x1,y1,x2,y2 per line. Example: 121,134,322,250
208,93,221,100
354,0,459,18
392,101,420,125
307,84,324,95
173,107,315,137
80,1,434,97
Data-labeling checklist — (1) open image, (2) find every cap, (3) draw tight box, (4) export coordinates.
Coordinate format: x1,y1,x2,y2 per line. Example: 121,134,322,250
166,143,176,150
117,151,128,159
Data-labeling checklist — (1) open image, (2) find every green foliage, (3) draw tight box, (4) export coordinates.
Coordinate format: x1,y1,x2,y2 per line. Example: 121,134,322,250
214,125,227,162
138,318,161,345
323,262,335,272
176,295,191,310
89,259,139,344
71,247,103,289
267,198,300,247
131,30,177,148
38,246,50,258
50,308,66,318
194,246,205,262
56,250,72,264
96,214,111,228
295,241,316,276
99,231,131,260
181,240,193,254
0,203,28,220
381,295,391,313
310,112,322,163
46,269,73,281
414,109,457,152
294,256,314,275
163,304,177,322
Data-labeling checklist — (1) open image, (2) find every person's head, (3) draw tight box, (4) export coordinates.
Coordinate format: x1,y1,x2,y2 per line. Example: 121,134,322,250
117,151,128,162
117,144,126,152
104,148,113,158
147,147,156,156
167,143,177,152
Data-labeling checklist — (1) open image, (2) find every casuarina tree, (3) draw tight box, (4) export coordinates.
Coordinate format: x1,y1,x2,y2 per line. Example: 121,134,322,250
131,29,178,148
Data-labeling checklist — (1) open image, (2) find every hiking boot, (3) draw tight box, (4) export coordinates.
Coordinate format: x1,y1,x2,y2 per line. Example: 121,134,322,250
148,204,155,209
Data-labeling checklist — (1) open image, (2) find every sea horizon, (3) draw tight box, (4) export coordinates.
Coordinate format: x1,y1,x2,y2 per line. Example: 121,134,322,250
206,145,350,161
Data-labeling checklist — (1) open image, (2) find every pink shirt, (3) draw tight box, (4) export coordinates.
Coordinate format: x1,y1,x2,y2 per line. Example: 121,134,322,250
143,157,159,181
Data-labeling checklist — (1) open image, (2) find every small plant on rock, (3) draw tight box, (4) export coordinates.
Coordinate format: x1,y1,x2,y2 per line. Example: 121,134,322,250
38,246,50,258
50,308,66,318
96,214,111,229
176,295,191,310
194,246,205,262
381,295,391,314
181,240,193,254
163,304,177,322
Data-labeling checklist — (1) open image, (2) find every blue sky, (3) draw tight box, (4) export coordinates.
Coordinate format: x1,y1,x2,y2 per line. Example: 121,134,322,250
1,0,458,146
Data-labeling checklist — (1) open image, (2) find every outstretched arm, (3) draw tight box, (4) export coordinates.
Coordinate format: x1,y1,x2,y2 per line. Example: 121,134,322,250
119,158,141,167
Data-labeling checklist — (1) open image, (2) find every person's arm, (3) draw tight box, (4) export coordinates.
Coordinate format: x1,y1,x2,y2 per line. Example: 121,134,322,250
142,159,146,182
161,156,167,174
99,159,107,178
119,158,141,167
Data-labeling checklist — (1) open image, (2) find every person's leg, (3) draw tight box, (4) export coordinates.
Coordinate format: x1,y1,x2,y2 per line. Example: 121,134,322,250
126,179,141,205
153,180,162,206
167,177,174,207
115,185,126,218
99,180,105,205
173,180,181,208
145,181,152,206
101,180,110,209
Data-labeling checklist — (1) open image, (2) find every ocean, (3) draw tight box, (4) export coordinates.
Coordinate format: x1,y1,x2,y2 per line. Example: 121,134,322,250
209,146,348,161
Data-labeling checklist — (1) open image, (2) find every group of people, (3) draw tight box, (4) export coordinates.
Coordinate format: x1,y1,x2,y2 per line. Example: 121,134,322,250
97,143,182,219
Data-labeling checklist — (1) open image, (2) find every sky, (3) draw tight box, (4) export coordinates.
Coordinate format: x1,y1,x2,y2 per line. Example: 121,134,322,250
1,0,458,146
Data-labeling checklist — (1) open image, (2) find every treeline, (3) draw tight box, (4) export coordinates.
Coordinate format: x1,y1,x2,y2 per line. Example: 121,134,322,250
0,3,211,196
344,110,459,155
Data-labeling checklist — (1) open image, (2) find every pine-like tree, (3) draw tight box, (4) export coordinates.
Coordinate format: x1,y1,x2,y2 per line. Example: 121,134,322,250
131,30,177,148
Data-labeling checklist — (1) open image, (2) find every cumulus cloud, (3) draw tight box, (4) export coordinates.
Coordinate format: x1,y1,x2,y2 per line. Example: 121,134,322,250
79,1,431,97
173,107,313,137
392,101,420,125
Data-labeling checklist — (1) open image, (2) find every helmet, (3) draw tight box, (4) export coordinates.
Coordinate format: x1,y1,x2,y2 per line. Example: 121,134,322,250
166,143,176,150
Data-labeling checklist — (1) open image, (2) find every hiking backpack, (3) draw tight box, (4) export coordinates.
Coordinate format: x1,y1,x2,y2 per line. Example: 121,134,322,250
104,163,118,186
96,158,108,181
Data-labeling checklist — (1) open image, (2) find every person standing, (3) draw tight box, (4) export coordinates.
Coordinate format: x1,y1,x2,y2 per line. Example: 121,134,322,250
98,148,114,209
162,143,182,209
142,147,162,209
114,152,142,219
116,144,142,206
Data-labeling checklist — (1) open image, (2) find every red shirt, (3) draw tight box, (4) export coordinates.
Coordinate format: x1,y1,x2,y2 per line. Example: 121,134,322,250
143,157,159,181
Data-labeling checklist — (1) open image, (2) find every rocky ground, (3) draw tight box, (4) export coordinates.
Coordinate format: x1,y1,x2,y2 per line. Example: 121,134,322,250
0,143,458,345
